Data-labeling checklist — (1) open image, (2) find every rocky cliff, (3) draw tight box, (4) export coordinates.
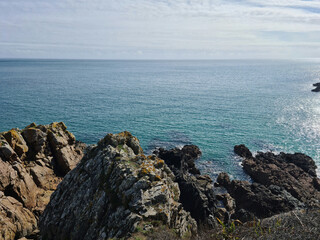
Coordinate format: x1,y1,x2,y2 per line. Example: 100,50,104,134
0,122,85,240
1,123,320,239
39,132,197,240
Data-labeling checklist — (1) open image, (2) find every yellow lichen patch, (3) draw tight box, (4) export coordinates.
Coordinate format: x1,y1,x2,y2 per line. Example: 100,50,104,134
155,175,162,181
8,129,20,139
4,130,28,154
51,122,59,129
154,159,165,168
50,122,67,130
140,161,156,174
140,167,149,175
118,131,133,139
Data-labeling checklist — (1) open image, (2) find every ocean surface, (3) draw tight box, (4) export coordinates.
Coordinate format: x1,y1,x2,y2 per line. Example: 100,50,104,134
1,59,320,180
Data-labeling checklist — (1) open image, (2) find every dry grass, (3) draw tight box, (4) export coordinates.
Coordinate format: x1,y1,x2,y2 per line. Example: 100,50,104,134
142,209,320,240
192,209,320,240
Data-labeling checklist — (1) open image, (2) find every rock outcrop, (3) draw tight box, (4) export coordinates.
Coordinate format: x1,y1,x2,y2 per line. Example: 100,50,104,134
39,132,197,240
3,122,320,239
154,146,217,227
0,122,85,240
216,145,320,222
312,82,320,92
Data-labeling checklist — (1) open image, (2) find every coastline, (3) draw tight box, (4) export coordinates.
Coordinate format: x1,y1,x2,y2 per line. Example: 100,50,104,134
1,122,320,239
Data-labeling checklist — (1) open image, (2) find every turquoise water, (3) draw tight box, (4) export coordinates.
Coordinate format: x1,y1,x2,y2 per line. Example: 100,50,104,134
1,59,320,179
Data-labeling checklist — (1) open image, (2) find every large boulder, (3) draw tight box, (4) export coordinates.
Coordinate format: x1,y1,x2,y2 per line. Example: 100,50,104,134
0,122,86,240
39,132,197,240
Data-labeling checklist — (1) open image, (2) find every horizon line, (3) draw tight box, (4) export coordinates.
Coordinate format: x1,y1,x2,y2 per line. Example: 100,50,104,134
0,57,317,61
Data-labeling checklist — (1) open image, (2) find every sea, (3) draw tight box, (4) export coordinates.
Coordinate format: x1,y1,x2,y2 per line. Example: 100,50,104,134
1,59,320,180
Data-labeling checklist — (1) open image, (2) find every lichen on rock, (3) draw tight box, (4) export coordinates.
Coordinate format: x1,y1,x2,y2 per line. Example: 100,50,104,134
39,132,197,240
0,122,86,240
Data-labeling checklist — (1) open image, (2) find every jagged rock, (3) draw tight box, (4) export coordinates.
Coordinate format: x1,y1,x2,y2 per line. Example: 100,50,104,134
39,132,197,240
154,145,201,175
47,122,84,175
154,146,217,227
216,172,231,187
9,162,38,209
0,122,86,240
234,144,253,159
224,145,320,221
0,158,16,191
0,192,37,240
218,173,304,221
3,130,28,160
0,135,19,162
241,150,320,207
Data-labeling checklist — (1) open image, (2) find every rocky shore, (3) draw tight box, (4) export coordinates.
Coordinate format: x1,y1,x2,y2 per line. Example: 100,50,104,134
0,122,85,239
1,123,320,239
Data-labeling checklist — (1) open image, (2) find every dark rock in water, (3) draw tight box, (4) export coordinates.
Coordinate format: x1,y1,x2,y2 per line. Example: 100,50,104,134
0,122,86,240
234,144,253,159
39,132,197,240
217,173,304,221
154,145,201,175
154,146,217,227
242,151,320,207
216,172,231,187
312,82,320,92
227,144,320,221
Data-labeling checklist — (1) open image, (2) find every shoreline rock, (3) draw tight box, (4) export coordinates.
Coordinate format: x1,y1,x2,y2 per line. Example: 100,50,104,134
215,145,320,222
1,124,320,239
312,82,320,92
0,122,86,239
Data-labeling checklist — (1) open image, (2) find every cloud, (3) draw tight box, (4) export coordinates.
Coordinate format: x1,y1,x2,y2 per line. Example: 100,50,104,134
0,0,320,59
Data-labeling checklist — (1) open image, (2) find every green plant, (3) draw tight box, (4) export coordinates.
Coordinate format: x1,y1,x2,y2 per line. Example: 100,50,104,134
253,220,263,237
216,217,241,239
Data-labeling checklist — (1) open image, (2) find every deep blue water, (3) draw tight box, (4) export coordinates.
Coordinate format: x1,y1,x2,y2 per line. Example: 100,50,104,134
1,59,320,179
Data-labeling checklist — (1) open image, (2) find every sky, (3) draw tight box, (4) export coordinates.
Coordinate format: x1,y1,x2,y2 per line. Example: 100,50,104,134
1,0,320,59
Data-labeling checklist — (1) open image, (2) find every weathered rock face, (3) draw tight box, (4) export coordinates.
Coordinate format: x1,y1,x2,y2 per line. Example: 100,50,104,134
0,122,86,240
0,191,37,240
217,173,304,221
240,147,320,208
39,132,197,240
216,145,320,222
154,146,217,227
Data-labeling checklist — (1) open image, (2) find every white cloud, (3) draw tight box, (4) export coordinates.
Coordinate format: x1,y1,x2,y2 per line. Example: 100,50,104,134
0,0,320,59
